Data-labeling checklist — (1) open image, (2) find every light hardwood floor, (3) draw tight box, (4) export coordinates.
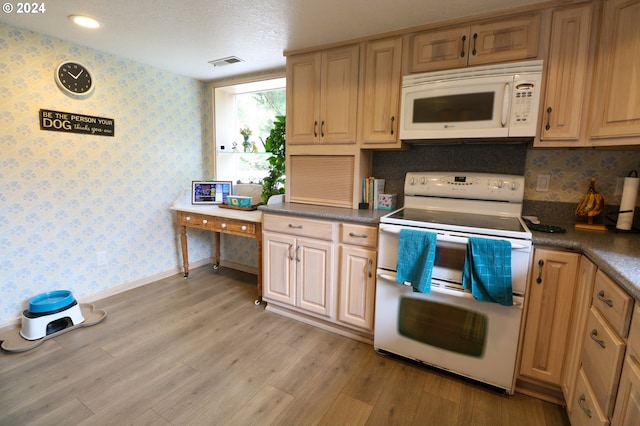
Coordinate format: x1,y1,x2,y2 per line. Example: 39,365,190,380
0,265,570,425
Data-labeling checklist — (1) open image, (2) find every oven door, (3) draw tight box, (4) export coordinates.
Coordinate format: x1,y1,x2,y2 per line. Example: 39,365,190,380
374,270,524,393
377,223,532,295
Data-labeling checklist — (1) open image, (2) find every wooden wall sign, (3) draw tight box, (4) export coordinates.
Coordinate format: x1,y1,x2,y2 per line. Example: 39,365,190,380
39,109,115,137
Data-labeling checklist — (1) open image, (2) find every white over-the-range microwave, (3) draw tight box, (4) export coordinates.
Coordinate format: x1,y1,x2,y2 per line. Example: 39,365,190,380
399,60,543,140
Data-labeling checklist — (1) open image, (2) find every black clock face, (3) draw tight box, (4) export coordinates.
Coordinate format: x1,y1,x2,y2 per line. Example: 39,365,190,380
56,62,93,96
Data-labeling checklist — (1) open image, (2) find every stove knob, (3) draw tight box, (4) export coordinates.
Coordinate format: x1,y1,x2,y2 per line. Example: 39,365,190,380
496,180,504,188
421,177,427,184
410,177,417,185
510,181,519,190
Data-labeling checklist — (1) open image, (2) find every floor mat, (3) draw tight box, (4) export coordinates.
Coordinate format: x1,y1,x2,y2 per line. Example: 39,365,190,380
0,304,107,353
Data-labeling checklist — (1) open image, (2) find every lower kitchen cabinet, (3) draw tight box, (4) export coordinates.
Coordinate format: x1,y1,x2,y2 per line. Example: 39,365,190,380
563,256,598,413
337,223,377,332
262,213,377,340
519,248,580,389
262,214,336,318
612,305,640,425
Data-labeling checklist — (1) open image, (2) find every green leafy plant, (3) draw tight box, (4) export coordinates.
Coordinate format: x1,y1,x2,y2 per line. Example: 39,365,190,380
261,115,286,204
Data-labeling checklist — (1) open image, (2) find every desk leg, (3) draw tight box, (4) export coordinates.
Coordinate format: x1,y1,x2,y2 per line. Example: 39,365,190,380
179,225,189,278
213,232,221,270
255,230,263,305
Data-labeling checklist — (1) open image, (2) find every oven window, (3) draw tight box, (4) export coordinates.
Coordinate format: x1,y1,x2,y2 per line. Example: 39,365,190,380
398,297,487,357
412,92,495,123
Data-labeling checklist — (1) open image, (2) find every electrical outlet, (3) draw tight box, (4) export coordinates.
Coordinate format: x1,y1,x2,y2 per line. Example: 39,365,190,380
96,251,107,267
536,174,550,192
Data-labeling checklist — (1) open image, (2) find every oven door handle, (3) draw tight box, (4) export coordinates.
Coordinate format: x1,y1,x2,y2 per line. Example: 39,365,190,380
379,226,529,250
376,271,524,307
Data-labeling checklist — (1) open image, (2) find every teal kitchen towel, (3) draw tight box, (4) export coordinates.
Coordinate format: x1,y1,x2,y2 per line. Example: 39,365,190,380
462,237,513,306
396,229,437,293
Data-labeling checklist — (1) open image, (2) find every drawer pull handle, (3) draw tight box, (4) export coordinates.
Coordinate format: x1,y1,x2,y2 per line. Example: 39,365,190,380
349,232,368,239
596,290,613,307
287,244,294,261
536,259,544,284
202,219,208,224
590,329,606,348
578,394,592,418
241,225,247,231
368,258,373,278
295,245,301,262
288,224,303,229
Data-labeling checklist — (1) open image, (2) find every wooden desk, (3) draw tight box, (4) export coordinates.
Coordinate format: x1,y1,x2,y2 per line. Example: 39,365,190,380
171,205,263,303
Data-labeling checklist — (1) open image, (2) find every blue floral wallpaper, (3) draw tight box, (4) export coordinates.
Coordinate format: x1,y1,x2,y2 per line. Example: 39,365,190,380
0,23,215,325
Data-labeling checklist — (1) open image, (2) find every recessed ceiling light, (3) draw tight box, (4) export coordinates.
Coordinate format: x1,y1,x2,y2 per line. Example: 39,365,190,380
69,15,102,29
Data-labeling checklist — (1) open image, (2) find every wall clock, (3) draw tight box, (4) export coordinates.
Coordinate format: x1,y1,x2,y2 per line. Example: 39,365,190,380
55,61,94,98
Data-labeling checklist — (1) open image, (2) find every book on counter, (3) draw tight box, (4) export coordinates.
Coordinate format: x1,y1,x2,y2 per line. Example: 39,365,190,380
362,177,385,209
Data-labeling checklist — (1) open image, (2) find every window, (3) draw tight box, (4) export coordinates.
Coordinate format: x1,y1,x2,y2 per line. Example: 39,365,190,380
213,76,286,183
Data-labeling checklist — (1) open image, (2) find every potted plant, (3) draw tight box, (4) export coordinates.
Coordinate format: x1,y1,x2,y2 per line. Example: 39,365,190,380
261,116,286,204
240,127,252,152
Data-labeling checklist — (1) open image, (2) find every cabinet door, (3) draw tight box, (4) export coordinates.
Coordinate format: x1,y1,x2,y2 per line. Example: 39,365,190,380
539,4,594,144
319,45,359,144
520,249,580,385
612,356,640,425
467,13,541,66
590,0,640,142
360,37,403,146
338,245,376,331
562,256,597,414
409,26,469,73
262,231,296,306
296,237,335,318
286,52,321,144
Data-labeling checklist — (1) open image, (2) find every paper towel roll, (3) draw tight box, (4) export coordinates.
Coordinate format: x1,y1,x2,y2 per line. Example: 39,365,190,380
616,176,639,230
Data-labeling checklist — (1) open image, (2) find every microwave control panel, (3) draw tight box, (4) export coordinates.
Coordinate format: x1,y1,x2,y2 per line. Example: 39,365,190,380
511,82,536,127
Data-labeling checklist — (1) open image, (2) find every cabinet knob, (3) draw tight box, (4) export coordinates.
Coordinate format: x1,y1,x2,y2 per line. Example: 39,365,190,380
241,225,247,231
185,216,191,221
221,223,227,228
202,219,208,224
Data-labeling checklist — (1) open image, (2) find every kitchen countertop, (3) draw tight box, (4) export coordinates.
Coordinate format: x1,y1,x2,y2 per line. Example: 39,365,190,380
260,202,640,300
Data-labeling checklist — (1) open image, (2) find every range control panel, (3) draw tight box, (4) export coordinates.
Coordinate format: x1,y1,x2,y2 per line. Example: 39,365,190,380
404,172,525,203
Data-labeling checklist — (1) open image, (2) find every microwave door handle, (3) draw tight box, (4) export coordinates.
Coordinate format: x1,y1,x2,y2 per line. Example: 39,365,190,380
501,83,511,127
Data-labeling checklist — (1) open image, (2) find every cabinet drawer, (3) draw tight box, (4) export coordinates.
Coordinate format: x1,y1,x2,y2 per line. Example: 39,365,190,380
178,212,256,236
592,269,633,337
263,214,335,241
340,223,377,248
570,368,609,426
628,305,640,360
581,306,626,418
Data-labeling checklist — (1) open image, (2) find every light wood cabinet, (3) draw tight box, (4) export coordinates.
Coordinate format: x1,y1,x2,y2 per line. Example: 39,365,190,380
563,256,598,414
519,248,580,385
262,215,336,318
358,37,403,148
581,306,626,418
612,305,640,425
589,0,640,144
286,45,359,145
538,3,594,145
337,224,377,331
408,13,541,73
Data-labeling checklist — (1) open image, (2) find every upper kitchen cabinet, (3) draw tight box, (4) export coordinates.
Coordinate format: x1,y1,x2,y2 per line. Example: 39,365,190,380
286,45,359,145
589,0,640,145
537,3,595,146
408,13,541,73
358,37,403,148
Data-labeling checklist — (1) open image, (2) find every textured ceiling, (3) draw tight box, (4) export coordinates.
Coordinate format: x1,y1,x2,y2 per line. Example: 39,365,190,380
0,0,545,81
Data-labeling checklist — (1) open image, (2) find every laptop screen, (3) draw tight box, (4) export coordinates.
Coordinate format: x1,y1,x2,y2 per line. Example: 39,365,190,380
191,181,232,204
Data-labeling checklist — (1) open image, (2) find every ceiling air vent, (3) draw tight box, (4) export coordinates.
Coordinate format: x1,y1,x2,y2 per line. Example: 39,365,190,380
208,56,244,67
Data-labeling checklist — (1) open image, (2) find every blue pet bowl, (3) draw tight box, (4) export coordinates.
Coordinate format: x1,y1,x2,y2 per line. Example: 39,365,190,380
28,290,75,314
